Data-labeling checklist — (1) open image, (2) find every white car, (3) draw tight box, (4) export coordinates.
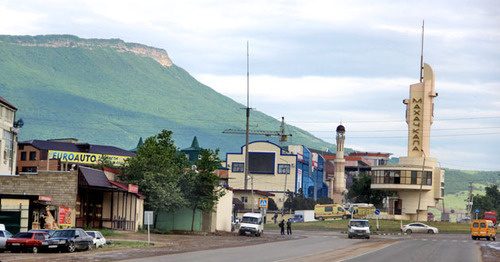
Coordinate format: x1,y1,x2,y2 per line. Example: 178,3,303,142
0,229,14,252
402,223,439,234
85,231,106,248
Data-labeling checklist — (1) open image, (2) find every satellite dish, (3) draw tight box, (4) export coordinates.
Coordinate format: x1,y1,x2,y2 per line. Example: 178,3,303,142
14,118,24,128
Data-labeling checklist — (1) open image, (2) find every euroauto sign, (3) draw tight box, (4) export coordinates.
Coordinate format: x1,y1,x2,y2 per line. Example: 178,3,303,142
48,150,131,165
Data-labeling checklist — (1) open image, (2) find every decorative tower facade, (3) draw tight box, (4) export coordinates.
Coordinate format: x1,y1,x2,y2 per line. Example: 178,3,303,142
371,63,445,221
333,125,346,204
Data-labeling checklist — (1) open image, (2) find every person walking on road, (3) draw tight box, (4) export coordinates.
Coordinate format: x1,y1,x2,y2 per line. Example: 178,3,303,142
287,219,292,235
279,219,285,235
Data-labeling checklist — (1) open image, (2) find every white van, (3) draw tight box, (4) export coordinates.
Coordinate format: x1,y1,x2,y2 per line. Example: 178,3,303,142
348,219,370,239
238,213,263,237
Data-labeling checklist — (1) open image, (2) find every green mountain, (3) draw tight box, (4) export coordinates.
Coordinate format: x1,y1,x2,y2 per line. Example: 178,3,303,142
0,34,333,156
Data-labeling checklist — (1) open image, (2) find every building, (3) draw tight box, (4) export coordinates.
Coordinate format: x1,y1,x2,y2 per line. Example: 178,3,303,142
226,141,297,210
287,145,329,200
16,138,135,174
0,95,18,175
0,166,145,234
232,189,275,212
370,63,445,221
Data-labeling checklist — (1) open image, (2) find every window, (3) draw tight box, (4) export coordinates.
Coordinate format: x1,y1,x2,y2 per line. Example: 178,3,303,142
21,166,37,173
21,151,27,161
241,196,248,203
277,164,290,174
3,130,13,167
29,151,37,161
325,206,333,212
232,163,244,173
337,207,343,212
411,171,417,184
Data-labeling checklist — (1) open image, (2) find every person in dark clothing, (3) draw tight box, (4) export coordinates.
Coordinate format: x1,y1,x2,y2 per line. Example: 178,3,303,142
273,214,278,224
286,219,292,235
279,219,285,235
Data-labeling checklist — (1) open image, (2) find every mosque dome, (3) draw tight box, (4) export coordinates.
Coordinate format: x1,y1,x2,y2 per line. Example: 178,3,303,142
336,124,345,133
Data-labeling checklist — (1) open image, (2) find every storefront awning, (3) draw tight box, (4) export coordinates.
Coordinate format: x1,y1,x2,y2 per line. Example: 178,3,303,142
79,166,112,188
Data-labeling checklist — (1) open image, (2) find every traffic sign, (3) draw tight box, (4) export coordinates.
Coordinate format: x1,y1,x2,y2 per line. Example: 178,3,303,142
259,198,268,208
144,211,154,225
475,209,479,214
374,209,381,215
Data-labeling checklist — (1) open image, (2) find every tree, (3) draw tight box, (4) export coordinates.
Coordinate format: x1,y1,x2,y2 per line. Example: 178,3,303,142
346,173,393,208
472,184,500,217
267,198,278,211
122,130,190,227
185,148,226,231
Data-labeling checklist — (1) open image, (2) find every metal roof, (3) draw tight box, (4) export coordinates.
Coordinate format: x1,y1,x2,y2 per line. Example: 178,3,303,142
19,139,135,157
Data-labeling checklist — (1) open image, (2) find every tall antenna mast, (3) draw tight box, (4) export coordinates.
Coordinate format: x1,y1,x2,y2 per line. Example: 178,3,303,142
420,20,425,83
244,41,250,189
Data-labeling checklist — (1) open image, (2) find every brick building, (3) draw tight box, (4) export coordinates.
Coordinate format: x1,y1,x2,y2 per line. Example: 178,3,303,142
0,167,144,234
16,138,135,174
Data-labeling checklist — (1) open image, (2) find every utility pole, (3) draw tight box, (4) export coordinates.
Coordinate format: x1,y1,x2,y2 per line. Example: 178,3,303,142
416,149,426,221
250,175,254,213
282,166,288,218
467,182,473,221
244,41,250,190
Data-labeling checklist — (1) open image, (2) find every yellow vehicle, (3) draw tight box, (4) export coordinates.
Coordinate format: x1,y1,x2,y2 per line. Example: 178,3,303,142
314,204,351,220
350,206,376,219
471,219,496,241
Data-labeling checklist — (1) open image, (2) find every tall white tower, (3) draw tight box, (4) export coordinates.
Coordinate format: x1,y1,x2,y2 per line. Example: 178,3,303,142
333,125,346,204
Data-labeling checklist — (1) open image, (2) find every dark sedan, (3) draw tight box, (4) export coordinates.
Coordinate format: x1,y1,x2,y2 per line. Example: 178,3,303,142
41,228,93,252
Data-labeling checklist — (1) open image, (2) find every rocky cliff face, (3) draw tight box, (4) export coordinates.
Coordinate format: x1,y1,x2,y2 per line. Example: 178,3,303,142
0,34,173,67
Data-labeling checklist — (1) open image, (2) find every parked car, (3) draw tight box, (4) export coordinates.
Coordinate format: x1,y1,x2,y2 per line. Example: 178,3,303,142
0,229,14,253
28,229,56,237
41,228,93,252
6,231,50,253
289,214,304,223
85,231,106,248
402,223,439,234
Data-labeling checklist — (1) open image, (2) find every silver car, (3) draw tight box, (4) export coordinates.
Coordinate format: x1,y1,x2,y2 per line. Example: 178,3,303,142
402,223,439,234
0,229,14,252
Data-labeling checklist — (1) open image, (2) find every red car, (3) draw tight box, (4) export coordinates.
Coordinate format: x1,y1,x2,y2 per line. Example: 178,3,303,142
6,232,49,253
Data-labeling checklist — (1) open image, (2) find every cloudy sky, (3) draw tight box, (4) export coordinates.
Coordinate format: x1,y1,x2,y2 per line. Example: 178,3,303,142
1,0,499,171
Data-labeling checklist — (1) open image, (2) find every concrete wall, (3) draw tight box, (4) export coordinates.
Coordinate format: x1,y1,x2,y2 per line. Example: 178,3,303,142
0,170,78,208
156,208,203,231
0,170,78,229
215,188,233,232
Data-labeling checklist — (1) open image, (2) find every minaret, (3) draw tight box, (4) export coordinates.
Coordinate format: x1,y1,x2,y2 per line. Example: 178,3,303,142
333,124,346,204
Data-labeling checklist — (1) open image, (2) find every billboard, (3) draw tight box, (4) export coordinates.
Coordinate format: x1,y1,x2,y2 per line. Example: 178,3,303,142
49,150,131,165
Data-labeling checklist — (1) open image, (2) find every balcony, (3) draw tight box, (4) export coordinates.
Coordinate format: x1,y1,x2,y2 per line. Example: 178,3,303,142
370,170,432,191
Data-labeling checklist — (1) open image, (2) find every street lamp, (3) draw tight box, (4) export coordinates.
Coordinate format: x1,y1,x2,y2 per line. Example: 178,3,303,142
416,149,426,221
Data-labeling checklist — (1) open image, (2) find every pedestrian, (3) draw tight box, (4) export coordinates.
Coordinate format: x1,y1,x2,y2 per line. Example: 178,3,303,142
279,219,285,235
287,219,292,235
273,214,278,224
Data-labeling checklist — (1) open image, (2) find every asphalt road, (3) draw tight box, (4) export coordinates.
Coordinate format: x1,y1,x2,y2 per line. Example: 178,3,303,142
124,231,486,262
342,238,481,262
124,231,366,262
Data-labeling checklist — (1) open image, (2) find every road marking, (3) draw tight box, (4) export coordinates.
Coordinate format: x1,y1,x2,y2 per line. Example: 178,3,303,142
432,239,437,242
421,239,427,241
462,240,468,243
452,240,458,242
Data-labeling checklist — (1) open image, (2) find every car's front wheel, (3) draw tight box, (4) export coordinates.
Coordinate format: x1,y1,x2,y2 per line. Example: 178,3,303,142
67,242,76,253
428,229,434,234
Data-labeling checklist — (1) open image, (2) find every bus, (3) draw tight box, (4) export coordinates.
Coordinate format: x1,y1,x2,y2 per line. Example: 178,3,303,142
484,211,497,224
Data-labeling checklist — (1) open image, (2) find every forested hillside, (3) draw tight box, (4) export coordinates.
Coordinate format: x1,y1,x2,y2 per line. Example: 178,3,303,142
0,35,333,155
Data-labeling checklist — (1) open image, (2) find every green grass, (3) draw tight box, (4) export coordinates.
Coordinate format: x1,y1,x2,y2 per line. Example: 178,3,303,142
102,240,152,249
82,227,124,237
265,219,471,233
